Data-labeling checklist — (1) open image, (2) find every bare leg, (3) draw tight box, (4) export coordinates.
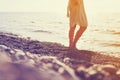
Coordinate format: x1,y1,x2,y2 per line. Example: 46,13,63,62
69,25,76,48
72,26,87,48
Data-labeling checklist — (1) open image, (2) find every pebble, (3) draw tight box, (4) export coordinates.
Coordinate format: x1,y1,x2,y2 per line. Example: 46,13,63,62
0,33,120,80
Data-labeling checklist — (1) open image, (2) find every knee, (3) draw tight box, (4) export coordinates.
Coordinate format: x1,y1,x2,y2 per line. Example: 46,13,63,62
69,26,76,31
77,26,87,32
81,26,87,30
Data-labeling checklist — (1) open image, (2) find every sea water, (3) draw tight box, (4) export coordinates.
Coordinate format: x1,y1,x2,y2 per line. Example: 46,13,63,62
0,12,119,57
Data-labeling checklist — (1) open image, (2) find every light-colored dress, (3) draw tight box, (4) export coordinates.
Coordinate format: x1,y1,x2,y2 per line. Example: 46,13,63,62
68,0,88,27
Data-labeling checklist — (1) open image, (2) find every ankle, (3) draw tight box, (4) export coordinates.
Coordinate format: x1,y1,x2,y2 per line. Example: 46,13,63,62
72,43,76,48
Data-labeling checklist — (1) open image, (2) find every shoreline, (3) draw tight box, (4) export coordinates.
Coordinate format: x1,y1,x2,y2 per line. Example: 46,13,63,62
0,32,120,80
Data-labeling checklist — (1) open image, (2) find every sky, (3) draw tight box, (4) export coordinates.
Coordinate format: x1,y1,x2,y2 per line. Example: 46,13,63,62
0,0,120,13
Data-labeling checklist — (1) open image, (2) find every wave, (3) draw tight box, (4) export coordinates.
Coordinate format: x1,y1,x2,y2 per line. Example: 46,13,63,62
33,30,52,34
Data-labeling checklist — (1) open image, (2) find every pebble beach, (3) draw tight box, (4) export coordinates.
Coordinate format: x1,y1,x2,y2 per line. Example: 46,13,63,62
0,32,120,80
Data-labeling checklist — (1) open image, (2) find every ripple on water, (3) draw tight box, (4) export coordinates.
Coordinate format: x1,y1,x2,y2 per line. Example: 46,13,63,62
106,30,120,35
33,30,52,34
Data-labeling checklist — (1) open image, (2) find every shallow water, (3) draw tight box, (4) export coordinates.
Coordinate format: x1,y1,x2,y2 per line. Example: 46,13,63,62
0,12,119,57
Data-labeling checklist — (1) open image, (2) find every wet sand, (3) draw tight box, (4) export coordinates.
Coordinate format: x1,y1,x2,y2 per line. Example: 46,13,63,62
0,32,120,80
